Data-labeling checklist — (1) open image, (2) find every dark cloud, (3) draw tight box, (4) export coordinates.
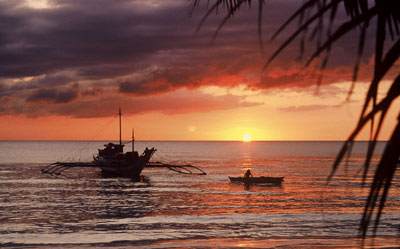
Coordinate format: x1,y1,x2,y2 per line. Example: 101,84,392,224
27,83,79,103
118,53,264,96
119,79,170,96
0,0,377,118
77,64,139,79
0,0,268,80
118,66,208,95
33,74,73,87
0,82,7,96
56,92,262,118
2,90,262,118
81,86,104,96
0,1,182,77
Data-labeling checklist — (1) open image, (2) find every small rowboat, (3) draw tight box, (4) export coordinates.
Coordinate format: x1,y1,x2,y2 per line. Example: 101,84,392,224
229,176,284,185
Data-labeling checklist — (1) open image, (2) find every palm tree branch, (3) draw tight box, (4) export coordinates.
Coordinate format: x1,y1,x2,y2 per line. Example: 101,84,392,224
304,6,377,67
361,117,400,237
362,107,388,186
347,22,368,100
359,38,400,133
195,0,224,34
329,72,400,180
263,0,341,70
210,0,247,44
270,0,321,41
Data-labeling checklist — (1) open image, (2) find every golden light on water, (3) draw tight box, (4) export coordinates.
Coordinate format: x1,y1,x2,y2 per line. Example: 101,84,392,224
242,134,252,142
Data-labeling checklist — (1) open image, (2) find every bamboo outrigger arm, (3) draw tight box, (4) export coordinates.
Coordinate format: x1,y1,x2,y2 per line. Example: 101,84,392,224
41,162,98,175
41,161,207,176
146,161,207,175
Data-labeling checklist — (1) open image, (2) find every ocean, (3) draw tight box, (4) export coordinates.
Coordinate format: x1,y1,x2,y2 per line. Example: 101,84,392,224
0,141,399,248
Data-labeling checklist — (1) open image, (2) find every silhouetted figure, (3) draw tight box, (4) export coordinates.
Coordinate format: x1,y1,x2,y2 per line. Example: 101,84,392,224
244,169,253,178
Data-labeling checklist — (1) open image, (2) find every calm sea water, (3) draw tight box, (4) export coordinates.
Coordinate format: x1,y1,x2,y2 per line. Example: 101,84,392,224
0,141,399,248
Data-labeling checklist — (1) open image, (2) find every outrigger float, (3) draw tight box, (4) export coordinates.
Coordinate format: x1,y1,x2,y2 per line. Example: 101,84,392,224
41,109,206,177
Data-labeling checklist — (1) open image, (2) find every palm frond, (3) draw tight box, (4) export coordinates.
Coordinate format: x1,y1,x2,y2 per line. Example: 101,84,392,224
193,0,266,50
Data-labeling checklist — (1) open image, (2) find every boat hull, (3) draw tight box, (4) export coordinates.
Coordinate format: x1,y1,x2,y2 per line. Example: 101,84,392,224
229,176,284,185
94,148,156,178
99,163,146,178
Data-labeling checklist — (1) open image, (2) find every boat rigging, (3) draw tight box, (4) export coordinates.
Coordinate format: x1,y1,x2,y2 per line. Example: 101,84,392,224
41,108,206,177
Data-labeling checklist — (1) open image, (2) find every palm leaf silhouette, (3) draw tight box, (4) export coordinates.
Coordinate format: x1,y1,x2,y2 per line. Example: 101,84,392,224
193,0,400,238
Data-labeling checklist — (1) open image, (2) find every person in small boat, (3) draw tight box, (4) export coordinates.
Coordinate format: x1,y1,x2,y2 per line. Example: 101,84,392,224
244,169,253,178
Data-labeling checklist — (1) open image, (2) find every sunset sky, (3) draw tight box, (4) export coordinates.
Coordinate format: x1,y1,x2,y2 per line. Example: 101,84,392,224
0,0,399,141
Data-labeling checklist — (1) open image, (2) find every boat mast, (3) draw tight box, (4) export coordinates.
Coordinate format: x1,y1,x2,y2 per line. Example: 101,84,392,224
118,107,122,146
132,129,135,152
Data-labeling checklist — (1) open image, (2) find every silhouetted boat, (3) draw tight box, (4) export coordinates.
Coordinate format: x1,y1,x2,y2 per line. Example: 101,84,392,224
93,108,156,178
229,176,284,185
41,108,206,177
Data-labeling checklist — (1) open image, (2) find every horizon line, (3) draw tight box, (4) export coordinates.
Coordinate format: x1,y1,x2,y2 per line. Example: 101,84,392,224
0,139,389,142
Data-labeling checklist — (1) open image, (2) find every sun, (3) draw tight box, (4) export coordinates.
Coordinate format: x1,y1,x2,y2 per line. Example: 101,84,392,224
242,134,252,142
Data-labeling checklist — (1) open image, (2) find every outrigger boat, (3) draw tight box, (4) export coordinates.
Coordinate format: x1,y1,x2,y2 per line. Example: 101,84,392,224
42,108,206,177
93,143,155,177
93,108,156,177
229,176,284,185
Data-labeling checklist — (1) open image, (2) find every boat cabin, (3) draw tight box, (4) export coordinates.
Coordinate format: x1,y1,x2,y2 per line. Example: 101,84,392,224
99,143,124,157
98,142,140,162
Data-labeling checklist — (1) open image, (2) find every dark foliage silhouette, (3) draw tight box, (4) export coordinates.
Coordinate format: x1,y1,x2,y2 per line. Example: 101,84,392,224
193,0,400,238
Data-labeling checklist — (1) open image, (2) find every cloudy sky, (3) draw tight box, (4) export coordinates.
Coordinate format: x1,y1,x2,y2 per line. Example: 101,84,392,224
0,0,398,140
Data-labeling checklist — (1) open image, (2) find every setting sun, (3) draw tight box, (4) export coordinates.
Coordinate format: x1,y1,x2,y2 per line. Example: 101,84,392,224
242,134,252,142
